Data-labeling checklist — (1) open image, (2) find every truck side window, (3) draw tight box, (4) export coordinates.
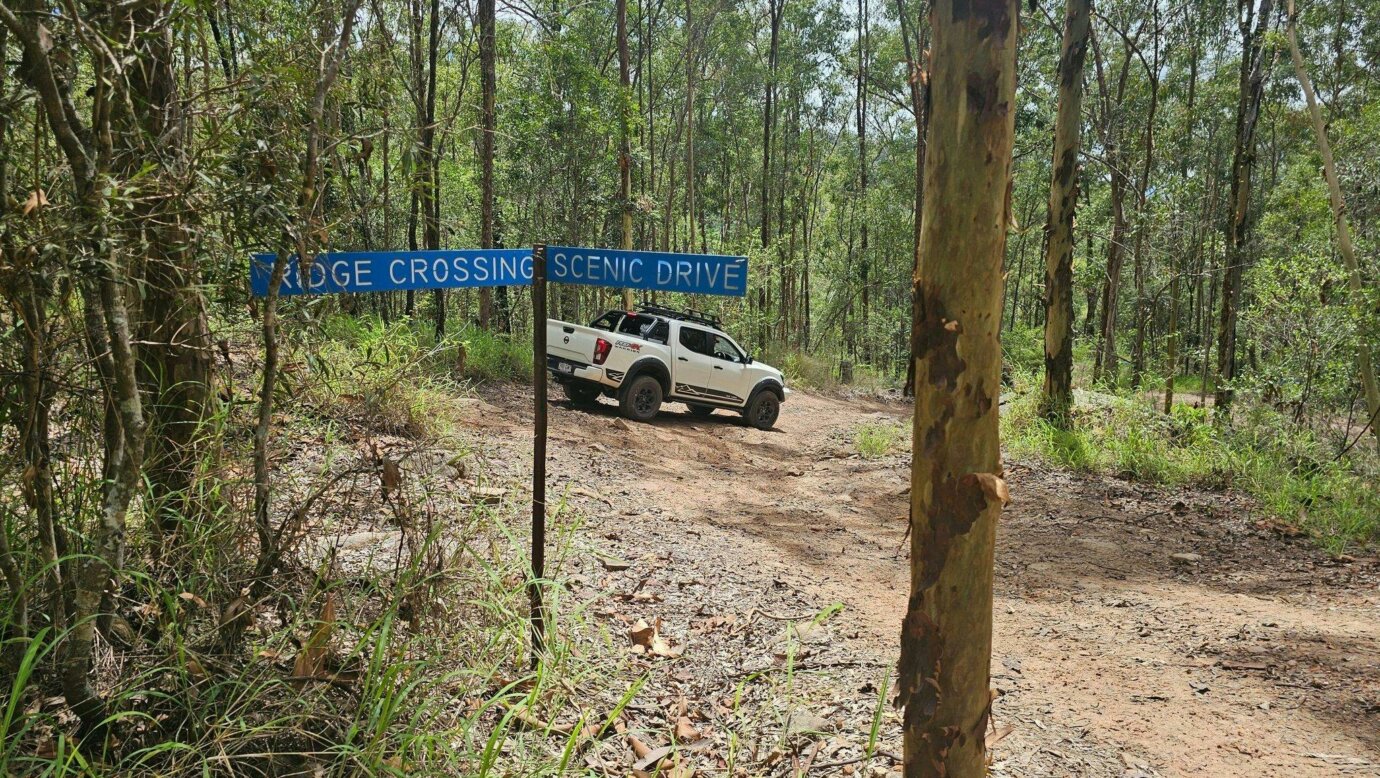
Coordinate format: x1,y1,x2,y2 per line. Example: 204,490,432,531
618,314,655,337
711,335,742,362
679,327,712,356
648,321,670,344
589,312,621,332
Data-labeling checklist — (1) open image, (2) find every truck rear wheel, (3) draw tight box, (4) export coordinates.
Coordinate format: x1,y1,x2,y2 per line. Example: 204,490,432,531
744,391,780,430
619,375,663,422
563,382,601,406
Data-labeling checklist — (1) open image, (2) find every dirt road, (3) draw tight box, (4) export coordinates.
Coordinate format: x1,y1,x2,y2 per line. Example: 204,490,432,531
463,386,1380,776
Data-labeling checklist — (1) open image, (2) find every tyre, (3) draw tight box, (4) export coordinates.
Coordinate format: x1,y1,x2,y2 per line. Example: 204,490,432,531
687,403,715,417
744,391,780,430
619,375,663,422
563,382,601,406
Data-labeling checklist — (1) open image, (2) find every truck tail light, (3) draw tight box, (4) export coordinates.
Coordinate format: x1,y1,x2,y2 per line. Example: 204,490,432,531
593,337,612,365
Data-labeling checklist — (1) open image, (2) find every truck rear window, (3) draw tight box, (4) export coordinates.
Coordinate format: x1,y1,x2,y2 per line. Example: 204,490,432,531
589,312,623,332
618,314,669,344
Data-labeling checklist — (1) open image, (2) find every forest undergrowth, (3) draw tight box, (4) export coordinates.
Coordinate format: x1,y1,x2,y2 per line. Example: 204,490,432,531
997,344,1380,555
0,314,836,776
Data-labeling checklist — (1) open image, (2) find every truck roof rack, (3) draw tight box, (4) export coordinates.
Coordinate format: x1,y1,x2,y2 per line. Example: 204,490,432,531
637,302,722,329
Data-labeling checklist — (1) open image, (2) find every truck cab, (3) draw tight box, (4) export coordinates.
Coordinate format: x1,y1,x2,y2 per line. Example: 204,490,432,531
545,305,788,429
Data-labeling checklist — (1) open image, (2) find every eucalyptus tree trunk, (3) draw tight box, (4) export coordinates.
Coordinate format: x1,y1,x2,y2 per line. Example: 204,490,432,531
478,0,496,327
684,0,696,251
119,0,215,543
1129,10,1161,390
898,1,1016,775
1214,0,1273,414
423,0,443,337
760,0,781,255
251,0,358,605
1089,28,1133,387
1095,156,1128,386
895,0,927,399
1040,0,1090,425
1286,0,1380,448
856,0,870,362
1165,26,1200,413
618,0,635,308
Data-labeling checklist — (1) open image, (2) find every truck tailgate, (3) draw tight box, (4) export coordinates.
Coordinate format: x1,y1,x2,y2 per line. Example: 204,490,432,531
546,320,602,364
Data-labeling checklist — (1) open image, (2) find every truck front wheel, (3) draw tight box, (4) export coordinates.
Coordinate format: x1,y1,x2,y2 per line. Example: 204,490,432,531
744,391,780,430
619,375,663,422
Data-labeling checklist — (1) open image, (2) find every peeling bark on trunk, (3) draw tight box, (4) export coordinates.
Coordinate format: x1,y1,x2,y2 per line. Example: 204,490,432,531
898,1,1017,775
1040,0,1090,425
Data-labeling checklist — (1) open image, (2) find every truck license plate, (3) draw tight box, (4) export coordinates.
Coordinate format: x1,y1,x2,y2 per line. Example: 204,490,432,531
557,361,573,373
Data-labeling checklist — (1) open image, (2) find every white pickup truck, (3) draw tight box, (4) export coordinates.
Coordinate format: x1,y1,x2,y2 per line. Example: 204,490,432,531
545,305,788,429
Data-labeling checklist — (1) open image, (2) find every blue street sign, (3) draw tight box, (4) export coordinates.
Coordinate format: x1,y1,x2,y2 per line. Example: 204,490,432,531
250,249,532,297
250,247,748,297
547,246,747,297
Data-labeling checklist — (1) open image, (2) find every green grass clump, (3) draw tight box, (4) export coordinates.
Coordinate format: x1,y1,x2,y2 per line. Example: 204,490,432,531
296,316,534,438
1001,325,1045,378
855,421,904,459
1003,387,1380,554
454,326,532,383
303,317,456,437
777,350,839,391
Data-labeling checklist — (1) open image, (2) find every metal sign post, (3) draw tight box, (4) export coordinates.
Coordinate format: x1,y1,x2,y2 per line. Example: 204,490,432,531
530,244,548,668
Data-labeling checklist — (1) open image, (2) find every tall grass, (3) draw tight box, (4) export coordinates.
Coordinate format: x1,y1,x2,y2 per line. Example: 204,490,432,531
0,492,636,776
1002,370,1380,554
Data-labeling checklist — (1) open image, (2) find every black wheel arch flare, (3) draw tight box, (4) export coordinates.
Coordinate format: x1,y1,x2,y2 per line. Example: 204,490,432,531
751,378,785,402
623,356,672,394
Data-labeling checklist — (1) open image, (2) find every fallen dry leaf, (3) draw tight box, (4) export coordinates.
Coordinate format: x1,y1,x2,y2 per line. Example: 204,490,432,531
600,556,633,572
628,733,653,760
291,593,337,685
674,716,700,742
664,759,695,778
632,745,674,771
628,617,684,658
381,458,402,496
